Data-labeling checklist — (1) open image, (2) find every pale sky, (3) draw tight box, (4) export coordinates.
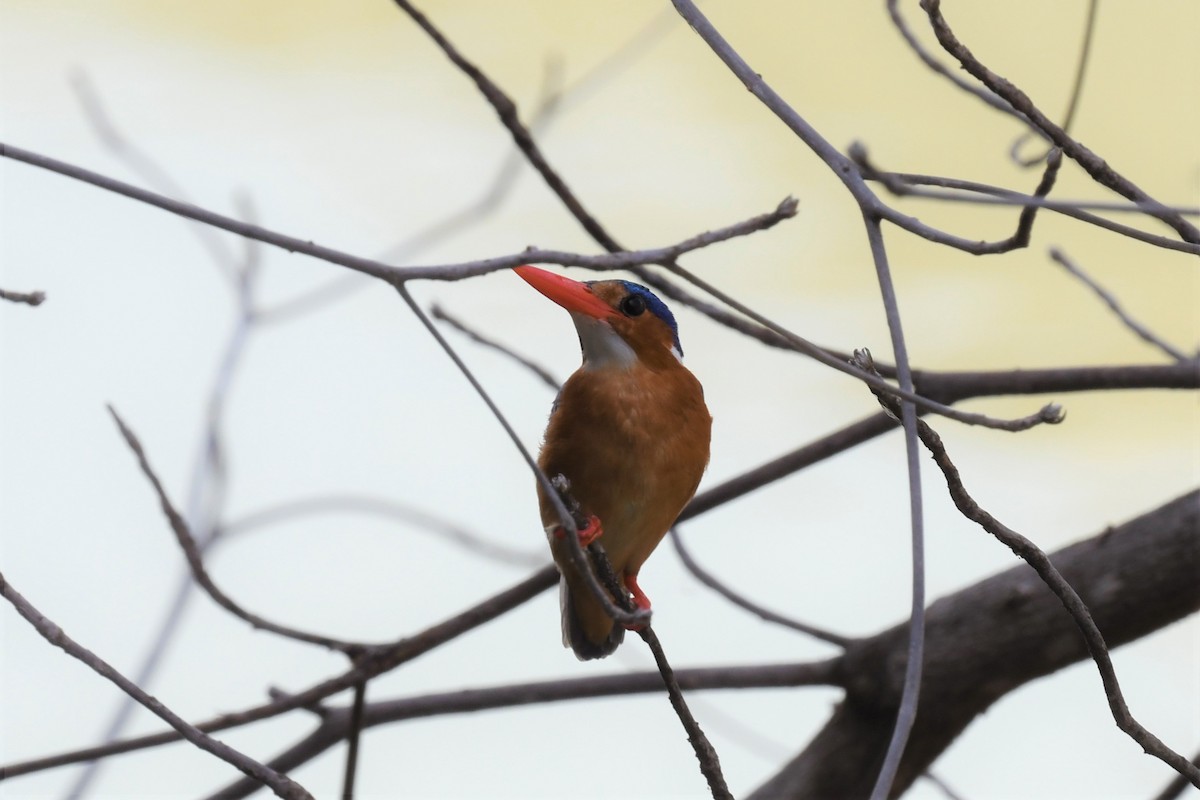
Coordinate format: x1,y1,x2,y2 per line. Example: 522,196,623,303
2,2,1197,798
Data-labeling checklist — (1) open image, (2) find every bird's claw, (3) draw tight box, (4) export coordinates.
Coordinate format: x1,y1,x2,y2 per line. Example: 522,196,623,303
622,573,652,631
552,514,603,548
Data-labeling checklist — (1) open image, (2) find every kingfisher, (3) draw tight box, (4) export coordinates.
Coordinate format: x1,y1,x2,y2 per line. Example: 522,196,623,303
514,265,711,660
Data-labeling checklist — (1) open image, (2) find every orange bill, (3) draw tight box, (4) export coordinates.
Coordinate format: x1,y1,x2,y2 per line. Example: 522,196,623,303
514,265,613,321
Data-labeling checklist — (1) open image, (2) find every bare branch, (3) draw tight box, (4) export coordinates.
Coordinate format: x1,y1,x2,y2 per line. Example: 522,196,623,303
751,490,1200,797
205,660,839,800
919,0,1200,244
669,527,850,647
71,69,242,284
0,570,314,800
0,140,796,283
1049,248,1192,361
0,287,46,306
859,216,926,800
340,681,367,800
885,0,1037,126
854,159,1200,256
0,565,561,780
859,351,1200,787
432,303,562,391
108,405,373,654
661,260,1064,431
1009,0,1099,167
220,494,545,569
637,625,733,800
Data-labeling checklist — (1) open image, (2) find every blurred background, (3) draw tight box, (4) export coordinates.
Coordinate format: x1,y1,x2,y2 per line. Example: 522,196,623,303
1,1,1197,797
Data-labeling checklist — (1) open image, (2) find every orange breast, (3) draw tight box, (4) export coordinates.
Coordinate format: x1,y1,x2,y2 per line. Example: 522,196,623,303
536,359,710,647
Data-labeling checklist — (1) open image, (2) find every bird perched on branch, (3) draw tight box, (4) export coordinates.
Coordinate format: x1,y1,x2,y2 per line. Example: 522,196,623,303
515,265,711,660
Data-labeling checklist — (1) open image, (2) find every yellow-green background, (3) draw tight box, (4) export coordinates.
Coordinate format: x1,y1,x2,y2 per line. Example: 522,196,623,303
2,2,1196,797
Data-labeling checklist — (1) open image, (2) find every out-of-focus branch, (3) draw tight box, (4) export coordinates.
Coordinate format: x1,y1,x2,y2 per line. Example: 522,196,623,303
0,288,46,306
860,348,1200,788
0,570,314,800
220,494,545,569
668,526,850,647
0,565,561,780
750,489,1200,798
6,354,1194,781
432,303,562,391
885,0,1036,126
1009,0,1099,166
553,478,731,800
72,69,242,284
0,141,797,283
1049,248,1192,361
108,406,372,654
851,142,1063,255
920,0,1200,244
853,155,1200,256
205,660,839,799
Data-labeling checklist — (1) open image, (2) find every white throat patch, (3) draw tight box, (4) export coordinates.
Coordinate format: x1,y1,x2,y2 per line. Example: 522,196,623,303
570,313,636,370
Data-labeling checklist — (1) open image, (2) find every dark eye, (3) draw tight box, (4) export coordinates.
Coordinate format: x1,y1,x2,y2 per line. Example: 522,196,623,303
620,294,647,317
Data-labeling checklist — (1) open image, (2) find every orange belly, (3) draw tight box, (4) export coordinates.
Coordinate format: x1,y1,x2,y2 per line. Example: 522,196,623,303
536,360,710,657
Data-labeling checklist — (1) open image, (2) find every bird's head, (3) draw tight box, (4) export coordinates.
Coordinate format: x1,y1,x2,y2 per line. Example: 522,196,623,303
514,265,683,371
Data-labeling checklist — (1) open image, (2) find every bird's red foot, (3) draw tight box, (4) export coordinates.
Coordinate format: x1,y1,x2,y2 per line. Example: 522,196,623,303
552,514,603,547
622,573,652,630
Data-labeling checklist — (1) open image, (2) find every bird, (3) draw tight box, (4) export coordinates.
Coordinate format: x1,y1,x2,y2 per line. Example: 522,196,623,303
514,265,711,660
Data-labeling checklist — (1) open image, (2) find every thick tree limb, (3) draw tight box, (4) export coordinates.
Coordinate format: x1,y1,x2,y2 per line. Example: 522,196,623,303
750,489,1200,798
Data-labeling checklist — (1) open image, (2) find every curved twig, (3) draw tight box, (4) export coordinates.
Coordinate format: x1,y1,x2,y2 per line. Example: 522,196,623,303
1049,248,1191,361
669,527,850,647
920,0,1200,244
0,571,314,800
108,406,372,654
861,352,1200,787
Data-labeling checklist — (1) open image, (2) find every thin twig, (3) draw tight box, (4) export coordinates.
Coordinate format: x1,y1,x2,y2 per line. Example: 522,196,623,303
341,681,367,800
860,352,1200,787
858,217,927,800
0,287,46,305
71,69,241,284
1009,0,1099,167
885,0,1037,127
551,481,731,800
432,303,562,390
637,626,734,800
390,0,624,252
258,58,568,324
855,161,1200,256
0,140,796,283
922,771,968,800
661,260,1064,431
204,659,839,800
849,141,1064,254
220,494,545,569
395,284,646,627
920,0,1200,244
107,406,373,654
0,570,314,800
1151,748,1200,800
1049,248,1191,361
668,527,850,647
667,0,1024,256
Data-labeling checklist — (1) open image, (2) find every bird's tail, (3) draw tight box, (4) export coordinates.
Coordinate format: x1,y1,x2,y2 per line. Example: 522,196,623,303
559,574,624,660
